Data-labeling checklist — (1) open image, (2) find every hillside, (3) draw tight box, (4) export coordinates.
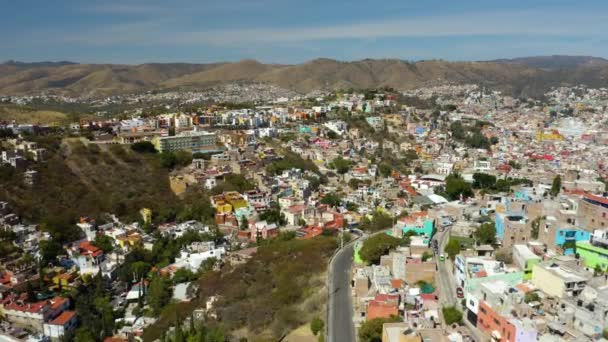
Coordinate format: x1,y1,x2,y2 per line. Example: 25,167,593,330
0,138,182,226
0,104,69,125
143,236,338,341
492,55,608,70
2,56,608,98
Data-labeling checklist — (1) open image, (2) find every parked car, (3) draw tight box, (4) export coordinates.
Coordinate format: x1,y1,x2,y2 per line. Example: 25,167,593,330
456,287,464,298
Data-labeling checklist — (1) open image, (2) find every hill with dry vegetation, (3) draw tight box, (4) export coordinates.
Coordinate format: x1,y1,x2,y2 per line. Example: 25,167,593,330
2,56,608,98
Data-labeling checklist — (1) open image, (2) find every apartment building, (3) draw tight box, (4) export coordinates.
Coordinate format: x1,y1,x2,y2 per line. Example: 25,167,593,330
152,130,218,153
531,261,592,298
577,193,608,231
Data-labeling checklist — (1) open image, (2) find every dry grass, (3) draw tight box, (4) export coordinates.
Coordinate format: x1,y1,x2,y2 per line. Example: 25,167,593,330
0,105,68,125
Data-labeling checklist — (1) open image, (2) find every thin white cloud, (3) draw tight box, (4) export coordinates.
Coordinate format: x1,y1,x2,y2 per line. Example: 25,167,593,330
47,9,608,48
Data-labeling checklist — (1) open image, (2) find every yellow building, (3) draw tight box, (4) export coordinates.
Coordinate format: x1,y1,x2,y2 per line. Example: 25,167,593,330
51,272,78,290
536,130,564,141
140,208,152,224
531,261,590,298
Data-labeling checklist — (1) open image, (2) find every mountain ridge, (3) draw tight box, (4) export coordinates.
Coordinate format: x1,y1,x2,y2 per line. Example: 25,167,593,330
1,55,608,98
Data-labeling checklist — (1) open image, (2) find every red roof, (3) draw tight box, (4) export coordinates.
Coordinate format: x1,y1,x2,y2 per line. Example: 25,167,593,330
420,293,437,301
79,241,103,257
50,296,68,310
297,225,323,239
4,300,47,314
367,300,398,320
585,193,608,206
374,293,399,303
390,279,404,289
288,204,305,214
49,311,76,326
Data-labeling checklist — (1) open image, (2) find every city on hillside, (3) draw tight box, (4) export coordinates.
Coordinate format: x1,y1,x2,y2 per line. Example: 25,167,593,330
1,83,607,342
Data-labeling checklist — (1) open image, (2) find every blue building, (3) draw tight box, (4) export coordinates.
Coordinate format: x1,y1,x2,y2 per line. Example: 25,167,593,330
555,228,590,255
495,212,525,241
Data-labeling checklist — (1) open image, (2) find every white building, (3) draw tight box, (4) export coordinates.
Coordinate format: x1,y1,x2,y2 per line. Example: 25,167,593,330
173,245,226,272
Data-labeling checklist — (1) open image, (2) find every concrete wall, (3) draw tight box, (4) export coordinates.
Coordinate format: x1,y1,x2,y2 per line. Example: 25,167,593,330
405,262,436,284
531,265,565,298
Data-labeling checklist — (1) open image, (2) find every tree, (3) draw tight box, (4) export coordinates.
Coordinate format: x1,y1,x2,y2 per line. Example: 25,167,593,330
320,193,342,208
345,202,359,212
148,276,171,315
508,160,521,170
472,173,496,189
173,268,196,284
92,234,115,253
159,151,177,168
39,240,64,264
359,316,400,342
240,218,249,231
594,264,605,276
174,150,193,167
444,174,473,200
94,296,115,337
131,141,157,153
74,328,95,342
310,317,324,336
422,251,432,262
444,239,461,260
551,175,562,197
474,222,496,245
259,206,286,226
359,234,402,264
378,164,392,177
524,292,540,303
401,230,418,246
531,217,542,239
330,157,352,175
26,281,37,302
442,306,462,325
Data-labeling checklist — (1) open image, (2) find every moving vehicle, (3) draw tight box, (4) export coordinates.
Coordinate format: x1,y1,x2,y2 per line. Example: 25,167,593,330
439,254,445,261
456,287,464,298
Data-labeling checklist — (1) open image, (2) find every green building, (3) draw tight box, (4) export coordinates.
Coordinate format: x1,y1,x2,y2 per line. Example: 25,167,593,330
401,219,434,244
513,244,541,280
576,241,608,271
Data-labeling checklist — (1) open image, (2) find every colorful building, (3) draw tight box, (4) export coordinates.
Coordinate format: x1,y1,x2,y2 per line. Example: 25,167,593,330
576,241,608,270
152,130,219,153
555,228,590,255
512,245,540,280
393,213,434,244
477,301,537,342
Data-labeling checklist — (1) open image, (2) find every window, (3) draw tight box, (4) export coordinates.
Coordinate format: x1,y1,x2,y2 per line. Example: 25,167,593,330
480,307,487,314
493,318,500,325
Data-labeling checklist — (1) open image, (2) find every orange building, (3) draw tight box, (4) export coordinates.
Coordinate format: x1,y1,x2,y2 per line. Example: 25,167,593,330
477,301,516,342
367,294,399,320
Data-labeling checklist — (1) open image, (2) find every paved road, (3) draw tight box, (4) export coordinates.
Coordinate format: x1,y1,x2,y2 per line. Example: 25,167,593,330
327,243,356,342
435,227,457,306
434,227,486,342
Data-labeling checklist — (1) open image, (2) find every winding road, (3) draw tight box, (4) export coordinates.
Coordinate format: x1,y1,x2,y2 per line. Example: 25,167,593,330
327,243,356,342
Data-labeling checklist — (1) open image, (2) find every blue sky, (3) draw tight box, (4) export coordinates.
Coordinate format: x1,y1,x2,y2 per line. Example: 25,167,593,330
2,0,608,64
